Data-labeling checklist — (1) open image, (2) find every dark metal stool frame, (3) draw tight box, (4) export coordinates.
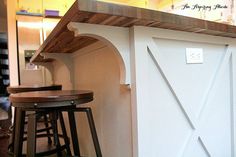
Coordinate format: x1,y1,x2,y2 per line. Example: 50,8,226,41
10,90,102,157
67,105,102,157
12,109,71,157
7,85,72,156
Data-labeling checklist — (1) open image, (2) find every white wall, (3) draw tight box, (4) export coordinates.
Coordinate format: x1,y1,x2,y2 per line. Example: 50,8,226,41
7,0,19,86
53,60,72,90
234,0,236,25
130,26,236,157
53,44,132,157
50,25,236,157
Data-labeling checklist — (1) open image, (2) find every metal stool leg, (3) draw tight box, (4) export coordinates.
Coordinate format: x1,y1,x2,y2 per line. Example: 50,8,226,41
59,112,72,156
27,113,37,157
50,111,63,157
13,108,25,157
68,107,102,157
9,107,16,152
68,110,81,156
43,114,52,144
85,108,102,157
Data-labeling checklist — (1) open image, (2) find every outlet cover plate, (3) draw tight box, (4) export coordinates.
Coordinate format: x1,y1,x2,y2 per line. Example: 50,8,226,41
186,48,203,64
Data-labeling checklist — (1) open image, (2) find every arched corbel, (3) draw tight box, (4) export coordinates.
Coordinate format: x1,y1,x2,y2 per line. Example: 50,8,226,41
67,22,131,86
33,62,55,84
41,53,75,89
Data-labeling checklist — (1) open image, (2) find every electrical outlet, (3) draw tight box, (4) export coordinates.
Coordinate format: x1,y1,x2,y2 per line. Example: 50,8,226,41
186,48,203,64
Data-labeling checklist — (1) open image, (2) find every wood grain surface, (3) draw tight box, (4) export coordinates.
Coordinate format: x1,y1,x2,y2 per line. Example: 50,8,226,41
9,90,93,103
7,84,62,94
31,0,236,62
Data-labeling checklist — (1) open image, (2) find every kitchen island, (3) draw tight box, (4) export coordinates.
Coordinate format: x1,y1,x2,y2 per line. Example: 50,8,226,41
31,0,236,157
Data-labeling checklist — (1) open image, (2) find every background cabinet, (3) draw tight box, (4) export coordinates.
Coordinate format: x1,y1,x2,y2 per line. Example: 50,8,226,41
17,0,75,16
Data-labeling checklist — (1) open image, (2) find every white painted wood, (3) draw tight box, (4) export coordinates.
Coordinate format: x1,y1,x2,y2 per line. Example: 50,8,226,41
20,69,44,86
7,0,19,86
133,26,236,45
51,60,72,90
52,45,132,157
37,23,236,157
33,62,54,84
71,41,106,58
130,27,153,157
67,22,130,85
231,45,236,157
130,26,236,157
42,53,75,88
129,27,140,157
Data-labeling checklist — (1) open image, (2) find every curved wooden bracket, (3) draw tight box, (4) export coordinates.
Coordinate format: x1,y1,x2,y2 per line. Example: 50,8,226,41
33,62,54,84
67,22,131,86
41,53,75,89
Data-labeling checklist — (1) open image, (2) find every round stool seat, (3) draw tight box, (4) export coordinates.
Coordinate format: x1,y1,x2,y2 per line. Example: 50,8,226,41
9,90,102,157
10,90,93,108
7,85,63,149
7,84,62,94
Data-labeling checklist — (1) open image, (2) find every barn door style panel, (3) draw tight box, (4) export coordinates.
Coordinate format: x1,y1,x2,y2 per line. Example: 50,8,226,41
131,27,236,157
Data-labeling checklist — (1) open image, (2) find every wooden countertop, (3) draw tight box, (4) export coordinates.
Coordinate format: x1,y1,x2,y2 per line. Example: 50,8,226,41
31,0,236,62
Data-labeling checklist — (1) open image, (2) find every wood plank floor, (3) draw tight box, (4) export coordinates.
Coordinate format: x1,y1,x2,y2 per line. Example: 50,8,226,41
0,129,68,157
0,129,10,157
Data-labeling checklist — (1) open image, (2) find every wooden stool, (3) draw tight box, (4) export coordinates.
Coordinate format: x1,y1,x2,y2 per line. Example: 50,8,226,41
7,85,72,156
9,90,102,157
7,85,62,94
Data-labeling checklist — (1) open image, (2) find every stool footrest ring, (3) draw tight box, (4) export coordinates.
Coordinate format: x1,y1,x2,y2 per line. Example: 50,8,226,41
8,133,69,156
